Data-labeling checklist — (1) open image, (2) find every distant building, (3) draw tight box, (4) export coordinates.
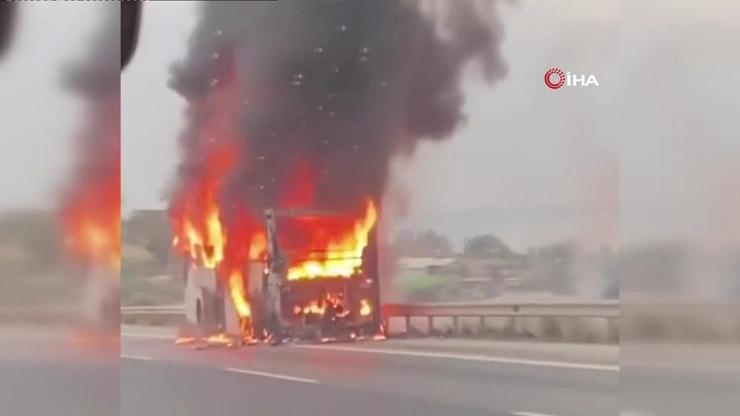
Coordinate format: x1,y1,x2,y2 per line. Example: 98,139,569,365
452,256,525,297
393,257,456,302
396,256,456,271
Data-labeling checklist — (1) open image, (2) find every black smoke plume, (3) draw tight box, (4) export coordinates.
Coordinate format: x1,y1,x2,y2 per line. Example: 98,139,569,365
170,0,506,215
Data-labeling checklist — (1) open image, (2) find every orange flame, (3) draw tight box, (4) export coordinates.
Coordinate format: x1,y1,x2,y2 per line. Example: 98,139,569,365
227,270,251,319
60,87,120,274
169,144,254,336
174,337,197,345
359,298,372,316
249,232,266,260
171,147,234,269
287,200,377,280
62,188,121,272
298,300,326,316
179,205,225,268
206,333,235,346
293,292,354,319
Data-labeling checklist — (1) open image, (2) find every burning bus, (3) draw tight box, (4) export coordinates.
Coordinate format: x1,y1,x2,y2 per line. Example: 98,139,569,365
179,200,382,343
165,0,505,345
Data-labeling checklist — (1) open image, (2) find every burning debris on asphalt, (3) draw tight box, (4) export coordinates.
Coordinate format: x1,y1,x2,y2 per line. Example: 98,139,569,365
167,0,507,341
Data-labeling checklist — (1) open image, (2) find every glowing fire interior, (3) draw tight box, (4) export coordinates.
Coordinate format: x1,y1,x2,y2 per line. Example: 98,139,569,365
286,200,377,281
292,292,358,318
359,298,372,316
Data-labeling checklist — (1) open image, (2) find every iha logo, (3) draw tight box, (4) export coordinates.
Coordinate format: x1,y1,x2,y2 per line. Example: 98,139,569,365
544,67,599,90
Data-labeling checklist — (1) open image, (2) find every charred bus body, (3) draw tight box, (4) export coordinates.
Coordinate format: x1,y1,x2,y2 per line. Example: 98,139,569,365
182,208,382,342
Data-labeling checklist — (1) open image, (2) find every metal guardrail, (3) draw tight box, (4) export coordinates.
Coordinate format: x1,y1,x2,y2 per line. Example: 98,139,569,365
380,302,619,339
121,305,185,315
382,302,619,318
0,305,86,324
121,305,185,326
121,302,620,341
115,301,740,343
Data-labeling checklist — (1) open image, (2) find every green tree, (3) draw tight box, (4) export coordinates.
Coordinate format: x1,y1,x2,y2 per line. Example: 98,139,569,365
463,234,511,258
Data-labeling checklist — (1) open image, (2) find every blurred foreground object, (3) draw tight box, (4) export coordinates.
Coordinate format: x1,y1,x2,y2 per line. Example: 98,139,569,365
0,1,16,60
0,3,120,415
120,0,140,68
621,0,740,414
59,5,120,331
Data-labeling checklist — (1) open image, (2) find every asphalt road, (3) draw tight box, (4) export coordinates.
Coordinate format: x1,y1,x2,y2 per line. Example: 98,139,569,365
4,327,739,415
121,330,619,416
0,326,119,416
621,362,740,416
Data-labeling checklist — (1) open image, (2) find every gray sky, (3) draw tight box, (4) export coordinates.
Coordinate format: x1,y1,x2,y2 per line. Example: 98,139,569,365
122,2,198,216
0,2,104,210
619,0,740,250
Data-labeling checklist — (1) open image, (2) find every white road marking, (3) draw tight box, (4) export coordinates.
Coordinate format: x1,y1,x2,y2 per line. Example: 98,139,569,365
293,344,619,372
121,354,154,361
223,367,319,384
121,332,173,340
512,412,556,416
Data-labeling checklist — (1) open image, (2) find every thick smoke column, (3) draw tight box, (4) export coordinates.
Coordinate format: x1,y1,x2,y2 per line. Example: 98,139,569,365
170,0,506,216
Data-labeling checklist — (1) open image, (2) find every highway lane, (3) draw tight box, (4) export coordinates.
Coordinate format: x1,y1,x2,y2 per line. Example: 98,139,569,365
0,359,118,416
3,326,737,415
122,333,618,416
123,359,508,416
0,326,119,416
622,363,740,416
